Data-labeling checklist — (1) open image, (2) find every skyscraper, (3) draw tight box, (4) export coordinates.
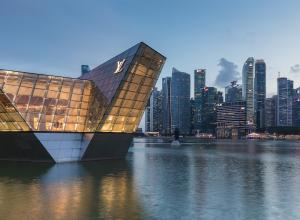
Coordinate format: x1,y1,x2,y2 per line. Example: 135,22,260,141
265,96,276,128
145,87,162,132
190,98,195,134
242,57,255,131
293,87,300,127
201,87,221,133
162,77,172,135
145,100,151,132
194,69,206,131
225,81,242,103
254,59,266,129
277,77,293,126
171,68,191,135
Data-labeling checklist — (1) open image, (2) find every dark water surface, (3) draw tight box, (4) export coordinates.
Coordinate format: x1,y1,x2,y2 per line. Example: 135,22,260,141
1,139,300,220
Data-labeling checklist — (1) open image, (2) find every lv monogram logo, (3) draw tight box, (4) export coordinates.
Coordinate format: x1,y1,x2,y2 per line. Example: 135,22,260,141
114,59,126,74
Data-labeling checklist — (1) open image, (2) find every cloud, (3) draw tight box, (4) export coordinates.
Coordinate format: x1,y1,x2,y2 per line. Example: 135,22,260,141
290,64,300,73
215,58,240,88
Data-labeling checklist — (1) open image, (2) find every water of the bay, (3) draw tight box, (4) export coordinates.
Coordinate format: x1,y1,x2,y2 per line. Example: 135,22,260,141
1,139,300,220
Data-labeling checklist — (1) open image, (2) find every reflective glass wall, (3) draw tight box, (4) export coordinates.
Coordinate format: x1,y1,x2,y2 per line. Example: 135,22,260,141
0,43,166,133
0,70,106,132
98,44,166,132
0,89,30,131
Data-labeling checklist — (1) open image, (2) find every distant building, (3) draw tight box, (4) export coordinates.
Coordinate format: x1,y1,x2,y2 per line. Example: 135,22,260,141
265,96,277,128
277,77,293,126
190,98,195,134
254,59,266,129
225,81,242,103
81,65,90,76
194,69,206,131
171,68,191,135
242,57,255,131
162,77,172,135
201,87,221,133
216,101,247,138
217,91,224,104
144,87,162,133
293,87,300,127
145,100,151,132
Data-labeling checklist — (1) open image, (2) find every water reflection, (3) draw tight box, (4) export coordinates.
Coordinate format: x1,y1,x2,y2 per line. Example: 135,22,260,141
0,161,145,220
131,141,300,220
1,140,300,219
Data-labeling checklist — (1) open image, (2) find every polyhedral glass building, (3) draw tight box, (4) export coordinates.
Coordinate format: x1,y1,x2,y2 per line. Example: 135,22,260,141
0,42,166,162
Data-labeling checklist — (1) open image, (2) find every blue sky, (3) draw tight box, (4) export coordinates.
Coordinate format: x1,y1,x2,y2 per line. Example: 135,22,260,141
1,0,300,94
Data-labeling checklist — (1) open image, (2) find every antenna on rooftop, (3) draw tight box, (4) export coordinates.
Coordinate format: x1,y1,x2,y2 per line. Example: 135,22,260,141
278,72,281,78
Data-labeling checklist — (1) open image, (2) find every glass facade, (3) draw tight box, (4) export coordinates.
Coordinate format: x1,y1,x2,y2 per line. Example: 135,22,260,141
254,59,266,129
0,42,166,133
95,44,165,133
293,88,300,127
277,77,293,126
194,69,206,131
242,57,255,130
265,96,276,128
162,77,171,135
201,87,220,133
171,68,191,135
0,70,106,132
0,88,30,131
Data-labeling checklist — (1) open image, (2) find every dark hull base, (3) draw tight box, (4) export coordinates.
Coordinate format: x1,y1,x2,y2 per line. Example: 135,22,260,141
0,132,133,163
81,133,133,161
0,132,55,163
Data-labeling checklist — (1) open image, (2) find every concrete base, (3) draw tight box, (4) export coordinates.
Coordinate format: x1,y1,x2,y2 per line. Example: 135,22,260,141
0,132,133,163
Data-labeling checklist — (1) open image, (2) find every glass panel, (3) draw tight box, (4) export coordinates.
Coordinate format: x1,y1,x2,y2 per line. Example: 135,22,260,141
18,87,33,96
36,76,49,89
6,74,22,85
47,90,58,99
3,84,19,95
33,88,46,97
71,94,82,102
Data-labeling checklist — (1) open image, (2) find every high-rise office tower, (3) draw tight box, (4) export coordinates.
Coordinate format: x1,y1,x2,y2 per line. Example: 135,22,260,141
171,68,191,134
201,87,221,133
293,87,300,127
225,81,242,103
162,77,172,135
145,100,151,132
265,96,276,128
254,59,266,129
277,77,293,126
145,87,163,132
242,57,255,131
194,69,206,131
190,98,195,134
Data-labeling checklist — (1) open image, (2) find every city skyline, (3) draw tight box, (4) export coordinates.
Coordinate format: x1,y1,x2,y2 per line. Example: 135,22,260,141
1,1,300,97
146,68,300,135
